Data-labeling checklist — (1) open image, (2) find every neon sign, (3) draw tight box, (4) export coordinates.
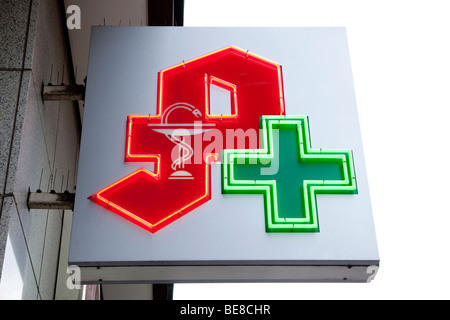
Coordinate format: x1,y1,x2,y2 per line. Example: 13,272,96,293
89,46,357,233
222,116,357,233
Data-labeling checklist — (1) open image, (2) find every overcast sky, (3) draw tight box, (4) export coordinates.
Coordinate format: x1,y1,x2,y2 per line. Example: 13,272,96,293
174,0,450,300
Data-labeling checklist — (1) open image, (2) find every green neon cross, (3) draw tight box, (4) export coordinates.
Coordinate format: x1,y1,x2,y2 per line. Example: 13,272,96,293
221,116,357,232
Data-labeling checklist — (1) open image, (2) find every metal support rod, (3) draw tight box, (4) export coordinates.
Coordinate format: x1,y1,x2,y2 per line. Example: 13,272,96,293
42,84,85,101
27,190,75,210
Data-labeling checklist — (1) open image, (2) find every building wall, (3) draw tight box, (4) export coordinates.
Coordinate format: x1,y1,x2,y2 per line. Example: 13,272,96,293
0,0,81,299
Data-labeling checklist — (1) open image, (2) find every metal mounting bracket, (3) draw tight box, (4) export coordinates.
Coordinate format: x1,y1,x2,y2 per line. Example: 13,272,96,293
27,189,75,210
42,84,85,101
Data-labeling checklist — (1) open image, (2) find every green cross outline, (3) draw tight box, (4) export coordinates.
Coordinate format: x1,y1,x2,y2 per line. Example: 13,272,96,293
221,115,358,232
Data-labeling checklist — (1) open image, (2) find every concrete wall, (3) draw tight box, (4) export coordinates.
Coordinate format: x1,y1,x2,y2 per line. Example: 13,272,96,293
0,0,81,299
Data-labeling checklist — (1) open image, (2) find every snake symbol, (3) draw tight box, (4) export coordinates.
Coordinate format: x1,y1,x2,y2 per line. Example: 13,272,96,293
166,132,193,171
154,103,207,179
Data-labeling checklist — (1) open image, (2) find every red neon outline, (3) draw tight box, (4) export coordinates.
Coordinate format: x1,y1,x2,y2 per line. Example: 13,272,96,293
90,155,215,233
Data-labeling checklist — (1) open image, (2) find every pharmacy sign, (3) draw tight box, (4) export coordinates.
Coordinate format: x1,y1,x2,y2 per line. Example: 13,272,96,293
69,28,378,283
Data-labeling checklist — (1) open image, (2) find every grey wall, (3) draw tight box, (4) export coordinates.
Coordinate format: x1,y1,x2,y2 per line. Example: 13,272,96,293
0,0,81,299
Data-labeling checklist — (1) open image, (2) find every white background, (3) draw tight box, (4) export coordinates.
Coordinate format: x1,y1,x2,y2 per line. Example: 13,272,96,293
174,0,450,299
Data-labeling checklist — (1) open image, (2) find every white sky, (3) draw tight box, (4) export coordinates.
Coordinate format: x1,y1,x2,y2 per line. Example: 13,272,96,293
0,235,24,300
174,0,450,299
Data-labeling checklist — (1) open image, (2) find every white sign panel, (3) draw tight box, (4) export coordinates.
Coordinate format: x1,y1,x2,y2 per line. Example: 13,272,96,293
69,27,379,283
